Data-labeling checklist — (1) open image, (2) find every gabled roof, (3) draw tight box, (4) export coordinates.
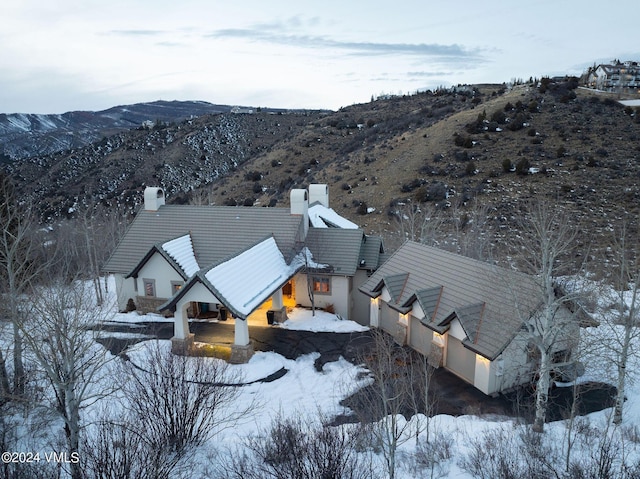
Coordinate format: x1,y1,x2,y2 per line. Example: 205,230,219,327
161,234,199,277
161,236,304,320
384,273,409,303
104,205,304,275
360,241,541,360
454,302,486,345
412,286,443,323
126,233,199,281
304,228,369,276
359,235,384,271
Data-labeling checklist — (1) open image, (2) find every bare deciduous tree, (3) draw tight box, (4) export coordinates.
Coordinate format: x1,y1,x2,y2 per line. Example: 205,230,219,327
189,186,216,206
302,234,332,317
459,419,640,479
19,280,118,479
355,330,427,479
0,173,51,398
84,341,246,479
216,413,376,479
602,221,640,425
123,341,245,460
83,413,151,479
54,202,130,305
393,202,444,249
509,200,588,433
448,201,493,261
392,201,494,261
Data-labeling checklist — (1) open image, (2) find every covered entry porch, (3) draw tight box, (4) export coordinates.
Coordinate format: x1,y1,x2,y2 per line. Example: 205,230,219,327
160,236,303,363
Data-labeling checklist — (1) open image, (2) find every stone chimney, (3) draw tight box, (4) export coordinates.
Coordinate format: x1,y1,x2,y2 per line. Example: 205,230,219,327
290,188,309,238
308,184,329,207
144,187,165,211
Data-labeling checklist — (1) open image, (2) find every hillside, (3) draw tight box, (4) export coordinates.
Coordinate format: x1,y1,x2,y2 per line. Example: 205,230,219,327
5,80,640,266
0,100,250,161
6,109,327,217
198,81,640,262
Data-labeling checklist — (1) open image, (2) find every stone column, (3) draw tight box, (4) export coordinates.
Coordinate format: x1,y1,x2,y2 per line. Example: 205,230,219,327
230,316,254,364
171,302,194,355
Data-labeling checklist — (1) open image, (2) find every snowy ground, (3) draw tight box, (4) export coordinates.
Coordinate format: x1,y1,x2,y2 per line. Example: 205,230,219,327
7,276,640,478
279,308,369,333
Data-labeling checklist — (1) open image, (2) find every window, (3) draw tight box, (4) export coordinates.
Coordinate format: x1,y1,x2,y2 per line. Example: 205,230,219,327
171,281,184,295
143,279,156,297
312,276,331,294
526,341,540,363
552,349,571,364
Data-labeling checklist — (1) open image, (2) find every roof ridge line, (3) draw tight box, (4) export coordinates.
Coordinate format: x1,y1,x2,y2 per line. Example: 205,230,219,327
432,286,444,323
473,302,487,345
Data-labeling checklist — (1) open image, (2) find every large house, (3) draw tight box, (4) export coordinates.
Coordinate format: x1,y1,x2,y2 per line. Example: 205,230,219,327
585,60,640,93
104,185,587,395
103,185,384,362
359,241,586,396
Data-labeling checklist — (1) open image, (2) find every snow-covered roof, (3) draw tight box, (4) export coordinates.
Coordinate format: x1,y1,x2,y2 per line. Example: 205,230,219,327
163,236,305,319
161,234,199,277
204,237,301,318
308,203,358,229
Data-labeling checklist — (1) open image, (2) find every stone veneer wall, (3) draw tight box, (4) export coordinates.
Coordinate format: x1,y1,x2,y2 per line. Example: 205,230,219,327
135,296,169,315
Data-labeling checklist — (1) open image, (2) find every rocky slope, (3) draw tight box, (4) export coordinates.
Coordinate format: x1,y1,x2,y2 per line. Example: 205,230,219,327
0,100,251,161
193,80,640,266
5,109,327,218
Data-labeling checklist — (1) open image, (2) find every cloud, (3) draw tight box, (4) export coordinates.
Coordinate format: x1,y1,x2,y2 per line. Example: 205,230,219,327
206,27,485,63
407,70,457,78
107,29,166,37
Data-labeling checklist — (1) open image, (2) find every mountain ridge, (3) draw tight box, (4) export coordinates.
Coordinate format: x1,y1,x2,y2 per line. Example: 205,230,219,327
0,100,302,161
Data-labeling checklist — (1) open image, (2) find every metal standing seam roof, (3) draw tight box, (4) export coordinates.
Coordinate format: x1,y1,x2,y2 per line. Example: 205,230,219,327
359,241,541,360
103,205,305,275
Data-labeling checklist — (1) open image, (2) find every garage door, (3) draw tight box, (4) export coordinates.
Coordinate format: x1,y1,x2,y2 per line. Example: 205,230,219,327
447,337,476,383
379,302,398,334
409,317,432,356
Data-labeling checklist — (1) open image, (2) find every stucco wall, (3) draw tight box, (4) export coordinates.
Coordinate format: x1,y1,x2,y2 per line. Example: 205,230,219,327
494,333,533,393
294,273,351,319
351,270,372,325
114,274,136,312
135,253,185,300
379,301,399,334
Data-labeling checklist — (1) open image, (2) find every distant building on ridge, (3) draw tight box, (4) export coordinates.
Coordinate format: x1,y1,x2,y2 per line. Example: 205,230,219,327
584,60,640,94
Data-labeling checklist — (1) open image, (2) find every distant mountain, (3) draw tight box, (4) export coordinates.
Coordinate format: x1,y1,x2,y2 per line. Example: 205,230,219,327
0,100,262,161
5,108,329,218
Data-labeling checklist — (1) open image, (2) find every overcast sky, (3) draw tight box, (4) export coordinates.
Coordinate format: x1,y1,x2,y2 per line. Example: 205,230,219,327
1,0,638,114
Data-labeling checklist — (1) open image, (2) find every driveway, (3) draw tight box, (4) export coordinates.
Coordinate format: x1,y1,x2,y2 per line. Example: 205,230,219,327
190,321,370,370
97,320,616,424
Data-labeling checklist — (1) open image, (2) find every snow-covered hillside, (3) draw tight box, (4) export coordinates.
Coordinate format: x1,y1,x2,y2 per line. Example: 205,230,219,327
3,276,640,478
